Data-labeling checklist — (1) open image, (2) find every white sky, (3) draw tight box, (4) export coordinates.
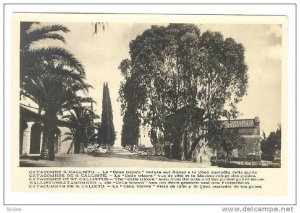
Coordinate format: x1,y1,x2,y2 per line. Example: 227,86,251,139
34,22,282,146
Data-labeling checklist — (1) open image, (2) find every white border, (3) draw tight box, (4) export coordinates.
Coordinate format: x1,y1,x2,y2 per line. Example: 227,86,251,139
1,1,297,210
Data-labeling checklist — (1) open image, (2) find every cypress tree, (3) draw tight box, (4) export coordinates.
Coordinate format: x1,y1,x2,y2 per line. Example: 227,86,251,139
100,82,115,149
106,83,116,145
101,82,108,146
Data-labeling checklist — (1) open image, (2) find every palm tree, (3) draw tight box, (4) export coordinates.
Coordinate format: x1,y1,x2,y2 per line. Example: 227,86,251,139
20,22,69,51
63,97,99,154
20,22,89,160
20,22,84,95
23,58,90,160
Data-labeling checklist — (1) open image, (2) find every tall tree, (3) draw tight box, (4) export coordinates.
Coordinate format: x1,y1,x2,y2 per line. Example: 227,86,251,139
100,83,108,146
121,104,140,150
100,83,116,150
119,60,142,149
20,22,89,160
106,84,115,146
23,59,90,160
119,24,248,159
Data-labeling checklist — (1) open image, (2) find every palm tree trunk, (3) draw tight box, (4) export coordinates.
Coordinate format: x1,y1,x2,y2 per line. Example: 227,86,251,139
74,133,80,154
79,128,87,154
74,129,85,154
40,110,57,160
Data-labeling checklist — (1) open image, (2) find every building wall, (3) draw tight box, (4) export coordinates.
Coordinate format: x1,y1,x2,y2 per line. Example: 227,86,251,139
236,118,261,157
20,105,75,156
20,121,73,156
192,141,215,164
237,127,260,136
193,117,261,163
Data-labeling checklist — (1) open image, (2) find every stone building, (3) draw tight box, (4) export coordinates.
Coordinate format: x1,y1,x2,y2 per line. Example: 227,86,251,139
192,117,261,163
162,105,261,162
19,104,73,156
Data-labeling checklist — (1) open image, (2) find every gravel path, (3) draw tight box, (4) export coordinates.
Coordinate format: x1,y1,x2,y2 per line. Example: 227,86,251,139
19,147,211,168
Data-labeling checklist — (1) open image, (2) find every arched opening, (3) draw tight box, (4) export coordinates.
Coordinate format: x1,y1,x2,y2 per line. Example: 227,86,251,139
54,128,61,154
20,118,28,155
30,123,42,154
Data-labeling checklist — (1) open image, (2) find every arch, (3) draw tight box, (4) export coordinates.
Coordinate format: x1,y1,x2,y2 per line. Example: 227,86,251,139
29,123,43,154
54,127,61,154
19,118,28,155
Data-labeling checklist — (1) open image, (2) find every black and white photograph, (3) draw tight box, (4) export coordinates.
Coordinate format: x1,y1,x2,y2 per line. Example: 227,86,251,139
19,18,283,168
2,2,298,210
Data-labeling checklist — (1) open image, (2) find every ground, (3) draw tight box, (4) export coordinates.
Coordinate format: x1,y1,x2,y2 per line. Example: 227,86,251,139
20,146,211,168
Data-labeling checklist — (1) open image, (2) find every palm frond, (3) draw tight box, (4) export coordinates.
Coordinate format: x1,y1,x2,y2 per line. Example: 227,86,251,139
47,65,85,83
21,24,69,50
20,89,43,107
71,82,93,93
77,96,96,104
21,76,48,107
22,58,88,113
93,114,100,119
62,114,75,120
28,47,85,76
24,33,66,49
20,22,37,33
29,25,70,34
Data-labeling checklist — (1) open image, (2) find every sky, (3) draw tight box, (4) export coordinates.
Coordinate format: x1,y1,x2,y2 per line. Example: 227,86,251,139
34,22,282,147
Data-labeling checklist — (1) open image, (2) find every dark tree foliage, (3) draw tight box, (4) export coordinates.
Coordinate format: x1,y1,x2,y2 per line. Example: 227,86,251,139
261,125,281,161
20,22,90,160
119,60,142,149
20,22,84,91
63,97,98,154
119,24,248,159
106,84,116,146
23,59,90,160
100,82,116,149
164,106,205,159
121,104,140,150
206,122,246,160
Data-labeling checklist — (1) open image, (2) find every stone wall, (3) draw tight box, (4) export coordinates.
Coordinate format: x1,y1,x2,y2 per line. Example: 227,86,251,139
237,137,261,157
192,117,261,163
20,123,73,155
20,106,73,156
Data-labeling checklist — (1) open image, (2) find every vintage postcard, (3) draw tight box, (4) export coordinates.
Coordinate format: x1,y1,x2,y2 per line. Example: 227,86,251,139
9,12,291,201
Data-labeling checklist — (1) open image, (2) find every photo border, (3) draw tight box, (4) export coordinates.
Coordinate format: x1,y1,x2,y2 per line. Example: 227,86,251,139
2,2,297,206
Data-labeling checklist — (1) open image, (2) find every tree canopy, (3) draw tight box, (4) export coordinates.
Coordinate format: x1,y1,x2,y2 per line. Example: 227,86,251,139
207,122,246,160
119,24,248,156
63,97,98,154
20,22,89,160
